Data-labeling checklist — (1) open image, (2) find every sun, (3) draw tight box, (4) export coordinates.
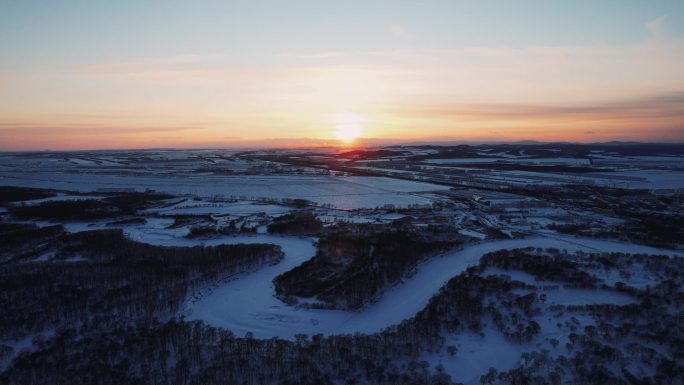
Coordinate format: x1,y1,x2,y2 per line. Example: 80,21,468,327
331,113,365,142
334,123,363,142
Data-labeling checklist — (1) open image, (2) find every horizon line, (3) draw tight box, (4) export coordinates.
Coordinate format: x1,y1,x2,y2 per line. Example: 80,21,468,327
2,139,683,154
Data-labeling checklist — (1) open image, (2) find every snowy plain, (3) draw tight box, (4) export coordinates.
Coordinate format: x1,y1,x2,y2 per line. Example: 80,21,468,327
0,171,447,209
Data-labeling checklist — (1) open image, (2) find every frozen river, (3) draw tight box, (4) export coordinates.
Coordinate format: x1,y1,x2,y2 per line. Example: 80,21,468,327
122,231,683,339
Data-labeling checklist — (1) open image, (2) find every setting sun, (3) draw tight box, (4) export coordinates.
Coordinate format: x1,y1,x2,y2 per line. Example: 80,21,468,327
334,124,363,142
332,113,365,142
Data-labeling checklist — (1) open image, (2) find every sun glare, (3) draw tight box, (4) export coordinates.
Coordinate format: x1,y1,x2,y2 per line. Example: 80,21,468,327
332,113,365,142
334,124,363,142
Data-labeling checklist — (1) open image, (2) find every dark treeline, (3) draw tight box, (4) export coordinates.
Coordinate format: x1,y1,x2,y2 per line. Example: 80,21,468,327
0,222,64,264
267,211,323,235
337,149,409,159
506,182,684,249
0,229,283,340
1,320,455,385
479,247,598,285
7,191,173,221
0,186,57,206
447,162,602,174
274,224,461,309
165,214,214,229
612,212,684,248
549,211,684,249
479,247,684,291
404,142,684,161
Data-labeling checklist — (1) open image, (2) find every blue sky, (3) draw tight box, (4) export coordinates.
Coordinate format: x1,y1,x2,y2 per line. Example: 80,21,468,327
3,0,682,64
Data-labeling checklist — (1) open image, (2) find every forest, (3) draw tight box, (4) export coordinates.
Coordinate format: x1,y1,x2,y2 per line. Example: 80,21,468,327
274,223,462,309
7,192,173,221
0,228,283,341
1,187,682,384
3,246,682,384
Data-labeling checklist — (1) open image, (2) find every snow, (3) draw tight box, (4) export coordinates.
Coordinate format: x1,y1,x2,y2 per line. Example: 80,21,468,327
599,263,658,289
423,157,590,166
482,267,539,284
1,330,56,370
482,266,647,305
594,170,684,189
122,217,188,243
68,158,97,166
149,200,292,217
525,157,590,165
380,213,407,221
60,255,89,263
541,287,636,306
424,158,508,164
27,252,55,262
179,233,681,340
17,194,105,205
60,221,106,233
0,172,447,209
2,149,682,382
458,229,486,240
23,252,88,263
424,327,525,385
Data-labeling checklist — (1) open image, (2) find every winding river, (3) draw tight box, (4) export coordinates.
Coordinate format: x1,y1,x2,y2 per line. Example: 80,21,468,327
137,230,679,340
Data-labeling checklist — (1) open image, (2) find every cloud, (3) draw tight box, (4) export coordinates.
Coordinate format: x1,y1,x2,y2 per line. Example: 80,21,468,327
278,50,410,60
86,53,228,71
383,91,684,142
403,91,684,121
646,15,667,37
388,23,414,39
279,51,347,59
0,123,209,136
0,123,219,151
59,38,684,103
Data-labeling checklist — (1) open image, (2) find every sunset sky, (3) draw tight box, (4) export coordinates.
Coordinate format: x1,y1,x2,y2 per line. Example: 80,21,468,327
1,0,683,150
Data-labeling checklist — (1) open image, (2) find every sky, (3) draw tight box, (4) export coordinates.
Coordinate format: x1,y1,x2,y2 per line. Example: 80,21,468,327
1,0,683,150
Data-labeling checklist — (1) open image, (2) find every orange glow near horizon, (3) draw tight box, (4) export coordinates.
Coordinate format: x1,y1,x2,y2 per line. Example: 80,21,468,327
2,63,683,150
2,10,684,150
332,113,365,143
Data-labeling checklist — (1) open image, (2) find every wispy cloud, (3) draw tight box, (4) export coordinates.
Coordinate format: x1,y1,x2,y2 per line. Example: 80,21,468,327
646,15,667,38
380,92,684,142
279,51,347,59
407,92,684,121
388,23,414,39
0,123,209,136
0,122,218,151
278,50,410,60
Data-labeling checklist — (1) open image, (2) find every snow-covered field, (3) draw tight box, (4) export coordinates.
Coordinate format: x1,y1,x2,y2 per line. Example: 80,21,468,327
596,169,684,189
0,171,446,209
424,158,510,164
425,157,592,165
148,200,292,217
